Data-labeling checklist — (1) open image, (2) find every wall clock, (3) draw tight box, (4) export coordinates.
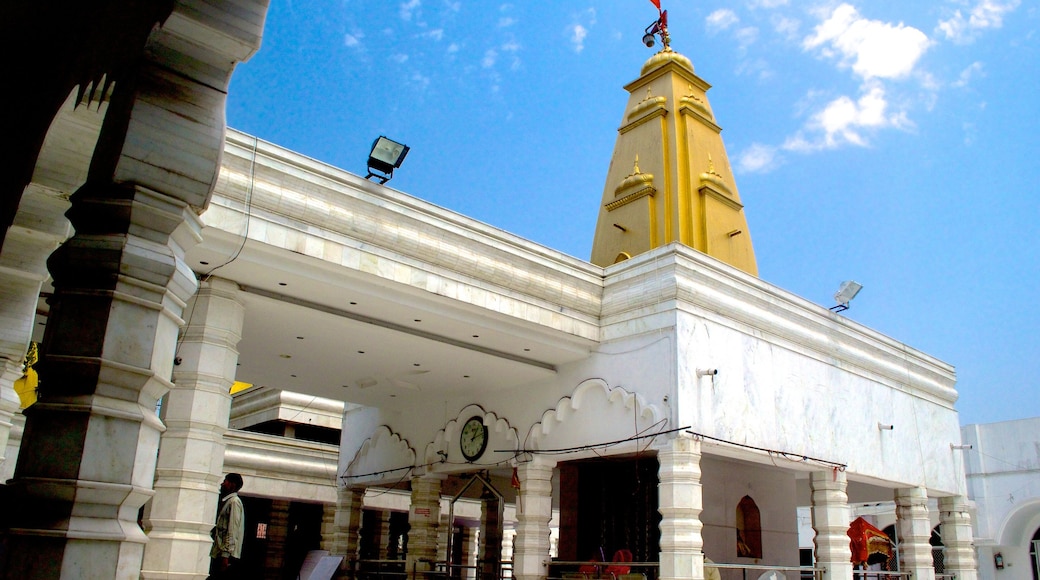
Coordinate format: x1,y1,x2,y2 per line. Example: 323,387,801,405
460,416,488,462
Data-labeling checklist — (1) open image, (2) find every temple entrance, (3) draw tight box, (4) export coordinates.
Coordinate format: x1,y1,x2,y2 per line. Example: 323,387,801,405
558,456,660,574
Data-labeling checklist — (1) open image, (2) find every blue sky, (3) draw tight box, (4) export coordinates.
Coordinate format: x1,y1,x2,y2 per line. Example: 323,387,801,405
227,1,1038,426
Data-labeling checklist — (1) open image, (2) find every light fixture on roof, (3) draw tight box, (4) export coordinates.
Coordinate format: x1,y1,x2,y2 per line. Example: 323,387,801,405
642,1,670,49
365,136,410,184
830,280,863,312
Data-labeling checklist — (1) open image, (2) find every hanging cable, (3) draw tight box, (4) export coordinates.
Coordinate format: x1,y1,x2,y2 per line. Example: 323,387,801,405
686,429,846,470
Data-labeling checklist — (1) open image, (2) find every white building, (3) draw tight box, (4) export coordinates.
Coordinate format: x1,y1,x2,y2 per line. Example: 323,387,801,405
0,4,978,580
961,419,1040,580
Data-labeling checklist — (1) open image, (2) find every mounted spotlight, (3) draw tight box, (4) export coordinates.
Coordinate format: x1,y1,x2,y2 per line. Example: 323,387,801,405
365,136,410,184
830,280,863,312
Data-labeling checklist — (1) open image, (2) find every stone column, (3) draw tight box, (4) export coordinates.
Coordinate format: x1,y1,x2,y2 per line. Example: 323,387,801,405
658,434,704,580
141,277,245,579
0,358,24,482
0,2,269,577
265,500,292,580
480,492,503,580
331,486,365,571
938,496,977,580
513,460,555,580
896,488,935,580
408,475,445,572
810,469,852,580
0,201,66,483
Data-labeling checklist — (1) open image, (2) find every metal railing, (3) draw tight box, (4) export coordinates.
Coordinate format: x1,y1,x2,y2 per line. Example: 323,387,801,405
353,558,408,580
710,562,824,580
546,559,659,580
851,570,911,580
409,559,513,580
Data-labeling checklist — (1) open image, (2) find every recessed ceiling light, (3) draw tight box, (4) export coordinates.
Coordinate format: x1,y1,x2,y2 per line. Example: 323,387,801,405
279,354,292,359
279,282,287,286
350,301,357,305
357,350,365,354
290,374,297,378
199,261,209,265
296,336,304,340
472,335,479,338
414,319,422,322
413,363,421,367
524,348,531,352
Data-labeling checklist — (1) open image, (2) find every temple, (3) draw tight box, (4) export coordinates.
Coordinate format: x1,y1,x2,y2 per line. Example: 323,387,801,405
0,3,980,580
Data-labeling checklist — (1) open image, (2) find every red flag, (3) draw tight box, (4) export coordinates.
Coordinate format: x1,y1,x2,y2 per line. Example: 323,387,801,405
649,0,662,12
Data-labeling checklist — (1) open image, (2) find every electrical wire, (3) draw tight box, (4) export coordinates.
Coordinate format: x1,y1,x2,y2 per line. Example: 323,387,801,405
686,429,847,470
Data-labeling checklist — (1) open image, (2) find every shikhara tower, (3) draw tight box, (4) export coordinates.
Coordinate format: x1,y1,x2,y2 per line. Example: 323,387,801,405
591,47,757,276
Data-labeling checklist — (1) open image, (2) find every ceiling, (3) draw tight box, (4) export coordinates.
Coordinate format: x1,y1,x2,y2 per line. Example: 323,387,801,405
29,100,596,409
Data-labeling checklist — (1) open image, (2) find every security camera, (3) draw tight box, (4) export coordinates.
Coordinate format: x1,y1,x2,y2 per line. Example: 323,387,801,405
643,33,656,47
697,368,719,377
174,357,182,366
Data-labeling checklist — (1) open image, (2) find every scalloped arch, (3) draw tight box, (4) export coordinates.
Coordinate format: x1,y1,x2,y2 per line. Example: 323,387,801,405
424,404,521,468
342,425,416,485
525,379,665,455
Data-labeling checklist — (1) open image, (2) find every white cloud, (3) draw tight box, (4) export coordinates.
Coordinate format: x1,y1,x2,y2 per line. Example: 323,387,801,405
499,17,516,28
735,26,759,50
421,29,444,41
773,16,800,40
571,24,588,52
937,0,1020,44
482,49,498,68
739,143,780,173
447,43,460,54
400,0,421,22
750,0,788,8
411,73,430,91
706,9,739,32
952,61,985,88
803,4,931,80
444,0,460,12
502,40,521,53
344,32,363,48
783,84,909,151
391,53,409,64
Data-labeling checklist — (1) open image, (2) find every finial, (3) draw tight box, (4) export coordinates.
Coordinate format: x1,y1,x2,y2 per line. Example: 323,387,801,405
708,154,715,174
643,2,671,50
633,155,641,174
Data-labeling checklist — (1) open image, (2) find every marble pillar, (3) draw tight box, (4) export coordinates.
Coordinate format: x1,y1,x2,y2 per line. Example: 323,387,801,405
0,191,66,483
513,460,555,580
896,487,935,580
141,277,245,579
810,469,853,580
658,434,704,580
408,475,444,572
0,358,24,483
938,495,977,580
331,486,365,570
265,500,292,580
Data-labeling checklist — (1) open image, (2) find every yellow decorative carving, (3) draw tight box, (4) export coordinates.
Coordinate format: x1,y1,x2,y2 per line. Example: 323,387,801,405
628,91,668,122
615,156,655,197
680,84,713,119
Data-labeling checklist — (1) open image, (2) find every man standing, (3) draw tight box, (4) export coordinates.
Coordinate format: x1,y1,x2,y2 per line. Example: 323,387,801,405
210,473,245,579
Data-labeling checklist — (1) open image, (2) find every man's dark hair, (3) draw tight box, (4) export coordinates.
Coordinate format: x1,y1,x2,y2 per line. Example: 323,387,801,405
226,473,244,492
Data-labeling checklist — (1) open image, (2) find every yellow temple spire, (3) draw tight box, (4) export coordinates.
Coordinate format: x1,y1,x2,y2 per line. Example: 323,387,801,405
590,24,758,275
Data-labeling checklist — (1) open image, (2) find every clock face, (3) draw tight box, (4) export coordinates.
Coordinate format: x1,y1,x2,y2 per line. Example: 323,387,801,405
460,416,488,462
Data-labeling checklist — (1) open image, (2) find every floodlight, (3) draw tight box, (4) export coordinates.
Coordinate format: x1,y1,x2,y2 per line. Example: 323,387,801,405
829,280,863,312
365,136,410,184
